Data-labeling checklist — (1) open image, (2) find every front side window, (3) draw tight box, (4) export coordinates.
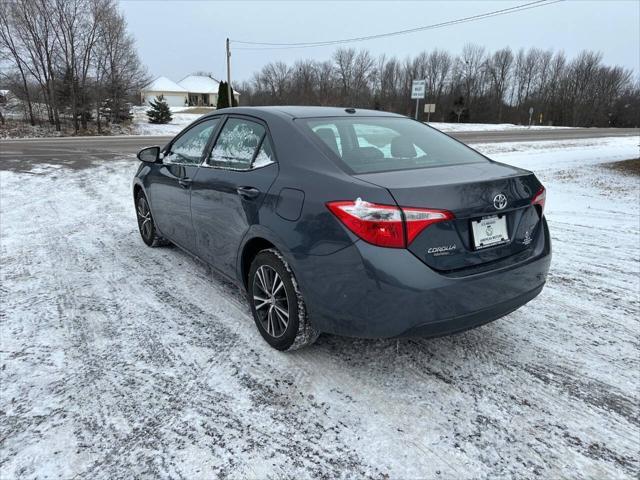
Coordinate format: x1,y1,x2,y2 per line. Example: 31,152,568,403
165,118,219,165
209,118,267,170
304,117,487,174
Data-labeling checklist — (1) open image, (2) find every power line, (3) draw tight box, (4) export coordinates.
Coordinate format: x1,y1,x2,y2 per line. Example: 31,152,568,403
231,0,563,51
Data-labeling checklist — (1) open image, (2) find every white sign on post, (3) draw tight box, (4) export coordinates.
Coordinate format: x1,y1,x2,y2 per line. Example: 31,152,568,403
411,79,426,119
411,80,426,99
423,103,436,122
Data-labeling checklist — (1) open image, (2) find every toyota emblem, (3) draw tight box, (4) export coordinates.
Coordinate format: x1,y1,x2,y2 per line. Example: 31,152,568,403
493,193,507,210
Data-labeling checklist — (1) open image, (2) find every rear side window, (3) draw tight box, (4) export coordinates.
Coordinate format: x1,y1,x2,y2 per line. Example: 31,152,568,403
209,118,267,170
253,136,276,168
303,117,487,174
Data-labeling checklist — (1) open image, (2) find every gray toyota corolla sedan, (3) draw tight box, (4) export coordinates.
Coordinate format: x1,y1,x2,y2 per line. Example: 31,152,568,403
133,106,551,350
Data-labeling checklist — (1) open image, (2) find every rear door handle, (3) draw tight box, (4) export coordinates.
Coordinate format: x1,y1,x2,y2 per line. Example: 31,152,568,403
237,186,260,199
178,177,192,188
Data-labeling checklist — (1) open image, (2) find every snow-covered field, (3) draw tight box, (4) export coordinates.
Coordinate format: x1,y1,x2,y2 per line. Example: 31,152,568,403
476,136,640,171
0,137,638,478
431,121,574,132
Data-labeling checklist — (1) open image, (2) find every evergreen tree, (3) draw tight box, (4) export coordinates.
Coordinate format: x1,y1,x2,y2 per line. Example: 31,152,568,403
217,81,229,109
216,81,238,109
146,95,172,124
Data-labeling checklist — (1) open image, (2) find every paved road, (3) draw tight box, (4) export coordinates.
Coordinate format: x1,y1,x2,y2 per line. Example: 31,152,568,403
0,135,170,171
1,127,638,171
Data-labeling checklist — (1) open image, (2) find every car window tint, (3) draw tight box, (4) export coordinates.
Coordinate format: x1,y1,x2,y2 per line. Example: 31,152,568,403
304,117,487,174
310,123,342,156
252,136,276,168
354,123,397,158
165,118,219,165
353,123,427,158
209,118,265,170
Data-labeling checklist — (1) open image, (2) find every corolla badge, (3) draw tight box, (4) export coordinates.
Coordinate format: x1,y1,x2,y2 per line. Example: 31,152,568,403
493,193,508,210
427,244,457,256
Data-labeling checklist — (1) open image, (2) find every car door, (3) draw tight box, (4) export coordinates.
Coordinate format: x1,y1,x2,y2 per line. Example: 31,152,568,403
147,117,220,252
191,116,279,277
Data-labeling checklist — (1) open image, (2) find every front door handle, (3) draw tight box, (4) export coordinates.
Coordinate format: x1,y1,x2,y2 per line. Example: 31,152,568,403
178,177,192,188
237,186,260,199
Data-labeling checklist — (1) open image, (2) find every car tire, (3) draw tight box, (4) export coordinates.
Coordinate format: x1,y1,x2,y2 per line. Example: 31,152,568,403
135,191,169,247
247,249,319,351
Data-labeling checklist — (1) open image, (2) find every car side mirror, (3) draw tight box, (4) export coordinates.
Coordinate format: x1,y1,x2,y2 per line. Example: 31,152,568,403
137,146,161,163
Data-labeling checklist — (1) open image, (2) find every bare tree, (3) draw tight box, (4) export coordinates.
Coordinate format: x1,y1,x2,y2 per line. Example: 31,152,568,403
485,47,513,122
351,49,375,106
512,48,542,122
259,61,291,102
244,43,636,127
333,48,357,104
290,59,318,105
94,2,147,123
424,49,452,120
458,43,486,121
0,0,146,132
0,2,37,125
316,60,335,105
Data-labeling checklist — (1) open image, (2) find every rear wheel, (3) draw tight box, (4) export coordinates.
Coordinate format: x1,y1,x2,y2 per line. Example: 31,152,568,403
135,192,169,247
248,249,318,351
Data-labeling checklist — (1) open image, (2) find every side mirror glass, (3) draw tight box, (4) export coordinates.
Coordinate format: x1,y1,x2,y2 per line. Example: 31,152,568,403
137,146,161,163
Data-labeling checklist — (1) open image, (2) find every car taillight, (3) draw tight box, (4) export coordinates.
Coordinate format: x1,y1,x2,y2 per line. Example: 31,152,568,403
326,199,404,247
326,198,453,248
532,186,546,215
403,207,454,244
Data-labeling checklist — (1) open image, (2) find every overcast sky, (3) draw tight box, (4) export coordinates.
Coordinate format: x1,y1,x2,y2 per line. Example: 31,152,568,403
120,0,640,84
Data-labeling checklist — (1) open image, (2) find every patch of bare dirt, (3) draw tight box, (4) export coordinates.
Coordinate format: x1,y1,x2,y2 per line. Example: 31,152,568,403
604,158,640,176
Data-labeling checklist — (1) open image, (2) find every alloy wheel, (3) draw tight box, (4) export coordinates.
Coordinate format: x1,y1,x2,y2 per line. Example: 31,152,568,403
136,196,152,240
252,265,290,338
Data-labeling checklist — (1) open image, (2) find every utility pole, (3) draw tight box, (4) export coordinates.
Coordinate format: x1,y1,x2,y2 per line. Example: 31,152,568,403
226,38,233,107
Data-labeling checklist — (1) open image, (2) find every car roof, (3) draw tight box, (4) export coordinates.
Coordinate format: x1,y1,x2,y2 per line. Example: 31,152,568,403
204,105,406,120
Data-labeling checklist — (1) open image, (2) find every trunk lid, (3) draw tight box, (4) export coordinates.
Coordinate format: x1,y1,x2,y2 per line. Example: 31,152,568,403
355,162,544,272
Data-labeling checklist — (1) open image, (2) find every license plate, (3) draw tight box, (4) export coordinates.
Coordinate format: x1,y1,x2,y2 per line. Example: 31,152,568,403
471,215,509,249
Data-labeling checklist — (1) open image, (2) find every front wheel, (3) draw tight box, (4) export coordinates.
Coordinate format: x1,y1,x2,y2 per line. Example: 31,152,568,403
247,249,318,351
135,192,169,247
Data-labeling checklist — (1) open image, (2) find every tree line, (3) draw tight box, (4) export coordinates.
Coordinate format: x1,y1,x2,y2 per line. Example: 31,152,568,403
0,0,148,132
240,44,639,127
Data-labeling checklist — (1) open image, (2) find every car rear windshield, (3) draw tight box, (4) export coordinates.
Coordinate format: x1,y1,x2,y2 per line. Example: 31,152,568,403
302,117,488,174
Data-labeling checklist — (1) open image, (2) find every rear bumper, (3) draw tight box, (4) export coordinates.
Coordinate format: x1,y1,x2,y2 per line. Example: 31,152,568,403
291,218,551,338
399,283,544,338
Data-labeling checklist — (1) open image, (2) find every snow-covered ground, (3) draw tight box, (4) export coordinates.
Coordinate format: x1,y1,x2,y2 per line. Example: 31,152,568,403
131,106,206,136
431,121,575,132
1,137,638,478
476,136,640,171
